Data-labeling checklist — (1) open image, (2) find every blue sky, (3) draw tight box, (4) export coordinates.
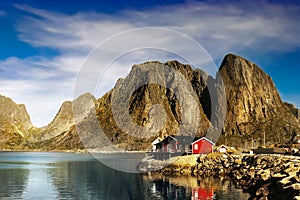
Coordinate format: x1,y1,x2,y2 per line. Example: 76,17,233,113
0,0,300,126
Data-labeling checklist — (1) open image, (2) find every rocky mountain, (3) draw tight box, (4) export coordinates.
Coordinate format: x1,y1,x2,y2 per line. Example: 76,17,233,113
285,102,300,122
95,61,213,150
38,93,96,141
219,54,300,146
30,93,96,150
0,54,299,150
0,95,34,148
0,93,96,150
93,54,300,150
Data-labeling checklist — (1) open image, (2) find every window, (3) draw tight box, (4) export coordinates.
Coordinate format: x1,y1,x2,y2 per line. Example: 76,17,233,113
194,144,198,150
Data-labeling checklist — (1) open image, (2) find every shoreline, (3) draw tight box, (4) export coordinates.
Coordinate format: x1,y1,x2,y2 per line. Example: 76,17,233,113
0,149,147,154
138,153,300,199
0,149,87,153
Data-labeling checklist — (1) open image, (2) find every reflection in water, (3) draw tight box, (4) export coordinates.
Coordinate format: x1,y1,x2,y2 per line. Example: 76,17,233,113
48,161,151,199
0,152,250,199
144,173,250,200
23,167,59,199
0,168,29,199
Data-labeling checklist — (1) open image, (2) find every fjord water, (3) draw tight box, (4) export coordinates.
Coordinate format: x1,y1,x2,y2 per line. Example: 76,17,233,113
0,152,249,199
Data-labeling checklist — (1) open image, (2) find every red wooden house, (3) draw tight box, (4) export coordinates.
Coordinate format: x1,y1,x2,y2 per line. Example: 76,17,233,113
191,137,215,154
153,135,193,153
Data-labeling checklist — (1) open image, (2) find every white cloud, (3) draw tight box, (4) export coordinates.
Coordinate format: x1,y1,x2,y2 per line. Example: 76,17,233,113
1,57,61,79
14,1,300,56
0,56,76,126
1,1,299,126
15,4,134,54
0,78,74,126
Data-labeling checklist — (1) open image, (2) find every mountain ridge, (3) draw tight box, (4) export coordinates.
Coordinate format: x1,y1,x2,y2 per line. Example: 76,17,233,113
0,54,299,150
0,94,35,149
219,54,299,146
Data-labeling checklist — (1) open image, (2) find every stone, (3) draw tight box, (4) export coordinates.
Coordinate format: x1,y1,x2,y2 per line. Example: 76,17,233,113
260,170,271,181
291,183,300,191
272,173,287,178
294,175,300,183
280,176,293,187
256,186,269,197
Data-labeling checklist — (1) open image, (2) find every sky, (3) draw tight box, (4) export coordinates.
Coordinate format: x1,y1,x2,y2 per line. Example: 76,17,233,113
0,0,300,127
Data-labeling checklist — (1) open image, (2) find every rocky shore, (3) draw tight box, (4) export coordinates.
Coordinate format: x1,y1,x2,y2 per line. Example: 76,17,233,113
138,154,300,200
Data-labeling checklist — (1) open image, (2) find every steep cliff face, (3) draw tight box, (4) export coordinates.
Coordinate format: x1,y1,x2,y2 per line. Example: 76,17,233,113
0,95,33,148
32,93,96,150
95,61,211,150
219,54,299,145
38,101,73,141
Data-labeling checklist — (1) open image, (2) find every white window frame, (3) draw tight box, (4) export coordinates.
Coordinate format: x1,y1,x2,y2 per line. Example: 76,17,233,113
194,144,198,150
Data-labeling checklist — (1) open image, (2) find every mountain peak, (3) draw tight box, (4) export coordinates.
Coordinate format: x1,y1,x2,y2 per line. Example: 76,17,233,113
220,53,256,71
38,93,96,142
1,54,299,150
218,55,299,145
0,94,33,130
0,94,33,148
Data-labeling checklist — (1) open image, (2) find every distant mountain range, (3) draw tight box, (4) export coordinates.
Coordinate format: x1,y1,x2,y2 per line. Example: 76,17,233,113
0,54,299,151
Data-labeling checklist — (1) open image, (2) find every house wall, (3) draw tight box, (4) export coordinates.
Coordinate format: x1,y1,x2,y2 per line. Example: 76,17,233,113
218,147,227,153
162,141,189,153
154,136,193,153
164,144,168,152
152,145,156,151
192,139,213,154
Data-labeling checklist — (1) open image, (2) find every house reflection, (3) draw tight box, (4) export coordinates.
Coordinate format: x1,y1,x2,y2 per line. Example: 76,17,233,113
192,187,214,200
144,173,215,199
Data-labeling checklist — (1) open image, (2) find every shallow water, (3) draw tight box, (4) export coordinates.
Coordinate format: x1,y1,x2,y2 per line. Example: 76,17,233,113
0,152,250,199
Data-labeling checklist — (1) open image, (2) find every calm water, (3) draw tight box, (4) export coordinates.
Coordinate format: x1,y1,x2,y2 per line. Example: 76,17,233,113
0,152,250,200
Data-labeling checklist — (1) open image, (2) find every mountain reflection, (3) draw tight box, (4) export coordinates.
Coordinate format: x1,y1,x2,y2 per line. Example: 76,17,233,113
0,168,29,199
0,152,250,199
48,161,151,199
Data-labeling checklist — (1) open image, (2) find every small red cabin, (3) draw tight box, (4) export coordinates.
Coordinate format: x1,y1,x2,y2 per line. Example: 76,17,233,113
192,137,215,154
